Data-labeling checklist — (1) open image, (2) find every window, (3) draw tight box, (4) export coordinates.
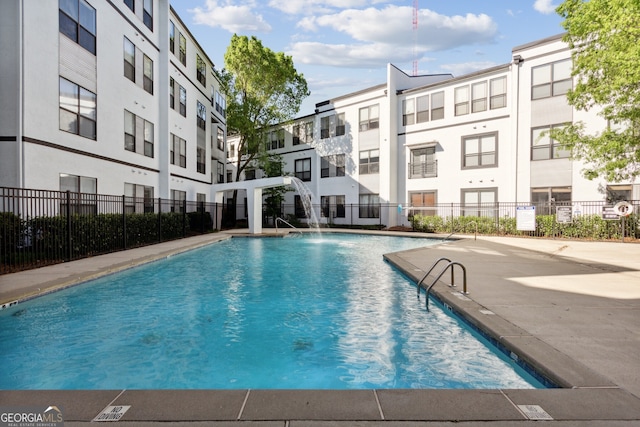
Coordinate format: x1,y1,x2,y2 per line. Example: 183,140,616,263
462,188,497,217
143,55,153,94
196,54,206,86
320,114,345,139
403,99,415,126
124,110,135,152
197,137,206,174
359,105,379,131
409,146,436,178
359,149,379,175
295,158,311,181
320,116,330,139
359,194,380,218
321,195,345,218
59,77,96,140
455,86,469,116
123,37,135,82
321,154,345,178
169,78,175,109
59,0,96,55
336,113,345,136
124,183,154,213
60,173,97,214
410,191,437,217
266,129,284,150
471,82,487,113
245,169,256,180
217,161,225,184
431,91,444,120
171,190,186,213
124,110,154,158
171,134,186,168
144,120,154,157
217,127,224,151
305,121,314,142
606,185,632,203
179,33,186,65
532,59,572,99
124,0,134,12
531,125,570,160
197,101,206,130
143,0,153,30
294,121,313,145
416,95,429,123
179,85,186,116
169,21,175,54
463,133,497,168
532,187,572,215
215,91,226,117
490,77,507,109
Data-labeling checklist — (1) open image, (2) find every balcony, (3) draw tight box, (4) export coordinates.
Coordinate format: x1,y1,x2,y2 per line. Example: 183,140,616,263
409,160,437,179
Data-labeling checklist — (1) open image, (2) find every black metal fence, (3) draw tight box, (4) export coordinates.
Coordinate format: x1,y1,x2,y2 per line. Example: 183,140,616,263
1,185,638,275
1,187,223,274
260,199,639,241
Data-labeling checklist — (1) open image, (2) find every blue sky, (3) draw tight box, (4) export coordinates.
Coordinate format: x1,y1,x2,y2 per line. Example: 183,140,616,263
171,0,565,116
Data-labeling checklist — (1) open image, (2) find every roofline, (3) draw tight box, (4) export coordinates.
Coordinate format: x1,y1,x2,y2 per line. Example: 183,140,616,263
399,63,511,95
512,32,567,54
315,83,387,109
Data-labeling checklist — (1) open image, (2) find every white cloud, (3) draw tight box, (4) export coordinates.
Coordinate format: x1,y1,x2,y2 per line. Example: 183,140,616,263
311,6,496,50
289,5,498,68
439,61,498,77
268,0,388,15
190,0,272,33
288,41,412,68
533,0,558,15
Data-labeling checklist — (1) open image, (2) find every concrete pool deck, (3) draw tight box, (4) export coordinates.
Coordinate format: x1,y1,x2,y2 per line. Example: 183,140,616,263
1,229,639,426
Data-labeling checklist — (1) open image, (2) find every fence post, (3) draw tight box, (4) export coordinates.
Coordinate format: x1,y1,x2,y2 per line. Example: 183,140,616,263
450,203,454,234
65,190,71,261
182,199,187,237
157,197,162,242
122,195,127,250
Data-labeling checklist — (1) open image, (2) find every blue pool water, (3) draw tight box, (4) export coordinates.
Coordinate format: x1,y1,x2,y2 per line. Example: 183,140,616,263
0,233,545,390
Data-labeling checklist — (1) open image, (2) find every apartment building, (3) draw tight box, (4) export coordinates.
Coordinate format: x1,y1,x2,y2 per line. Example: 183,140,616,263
0,0,227,210
229,33,637,227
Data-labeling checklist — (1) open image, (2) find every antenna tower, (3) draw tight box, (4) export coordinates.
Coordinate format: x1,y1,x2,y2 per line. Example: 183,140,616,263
412,0,418,76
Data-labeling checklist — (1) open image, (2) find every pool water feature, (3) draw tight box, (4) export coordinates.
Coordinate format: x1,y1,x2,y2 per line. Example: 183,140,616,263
0,234,546,390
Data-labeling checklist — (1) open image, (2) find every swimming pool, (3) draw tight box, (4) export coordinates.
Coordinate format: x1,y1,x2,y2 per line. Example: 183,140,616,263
0,233,545,390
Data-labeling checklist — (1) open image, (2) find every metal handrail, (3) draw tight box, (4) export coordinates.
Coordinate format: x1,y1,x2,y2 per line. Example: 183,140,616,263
417,260,468,310
445,221,477,241
416,257,452,298
275,217,302,234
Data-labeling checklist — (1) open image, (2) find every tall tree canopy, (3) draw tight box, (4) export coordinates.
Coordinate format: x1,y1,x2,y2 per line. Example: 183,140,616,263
552,0,640,182
216,35,309,182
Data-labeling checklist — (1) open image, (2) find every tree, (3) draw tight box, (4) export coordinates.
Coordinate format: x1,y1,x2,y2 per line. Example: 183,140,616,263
551,0,640,182
216,35,309,184
256,152,291,224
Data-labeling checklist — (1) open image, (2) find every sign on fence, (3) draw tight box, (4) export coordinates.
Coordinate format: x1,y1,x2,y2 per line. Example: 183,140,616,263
516,206,536,231
556,206,572,224
602,205,619,220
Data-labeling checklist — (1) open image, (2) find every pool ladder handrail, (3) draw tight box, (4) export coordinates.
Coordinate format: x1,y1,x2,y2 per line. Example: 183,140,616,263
275,217,303,234
417,257,468,309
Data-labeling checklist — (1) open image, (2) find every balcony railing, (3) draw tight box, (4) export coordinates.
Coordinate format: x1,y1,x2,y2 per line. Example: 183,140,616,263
409,160,437,178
